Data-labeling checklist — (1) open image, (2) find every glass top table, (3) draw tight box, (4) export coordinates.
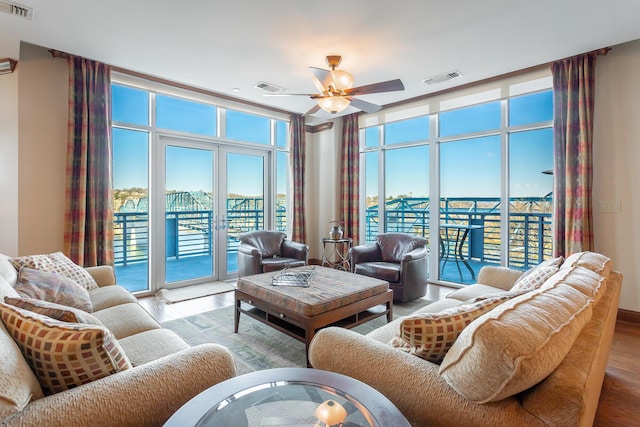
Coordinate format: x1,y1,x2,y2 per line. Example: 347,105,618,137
165,368,410,427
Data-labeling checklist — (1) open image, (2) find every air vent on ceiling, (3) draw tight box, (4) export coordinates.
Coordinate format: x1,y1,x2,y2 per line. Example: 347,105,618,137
254,81,288,93
423,70,462,85
0,0,33,19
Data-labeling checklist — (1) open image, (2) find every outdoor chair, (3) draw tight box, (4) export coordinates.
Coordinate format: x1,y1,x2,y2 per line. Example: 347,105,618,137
351,232,428,302
237,230,309,278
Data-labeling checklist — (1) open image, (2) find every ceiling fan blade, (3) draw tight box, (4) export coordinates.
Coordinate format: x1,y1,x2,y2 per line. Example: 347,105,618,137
345,79,405,96
303,104,322,116
310,66,332,92
263,93,318,97
348,97,382,114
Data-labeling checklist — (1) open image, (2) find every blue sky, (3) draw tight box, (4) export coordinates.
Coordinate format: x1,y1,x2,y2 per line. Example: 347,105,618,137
113,84,553,200
366,91,553,199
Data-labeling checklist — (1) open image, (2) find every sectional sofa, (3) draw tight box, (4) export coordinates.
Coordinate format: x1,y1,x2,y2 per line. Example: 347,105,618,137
309,251,621,427
0,253,237,427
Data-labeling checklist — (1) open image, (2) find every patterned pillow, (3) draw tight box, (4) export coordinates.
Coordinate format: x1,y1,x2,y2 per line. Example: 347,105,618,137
0,302,131,395
511,265,559,292
4,297,102,326
15,268,93,312
10,252,98,291
389,296,509,363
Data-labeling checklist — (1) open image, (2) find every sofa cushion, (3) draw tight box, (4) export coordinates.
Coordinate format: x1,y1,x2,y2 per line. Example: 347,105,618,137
439,281,593,403
89,285,138,311
446,283,514,302
118,329,191,366
561,251,612,279
0,254,18,287
389,296,508,363
91,303,161,339
0,276,19,300
0,320,44,423
4,297,102,326
10,252,99,291
542,265,607,305
14,267,93,312
355,262,400,283
0,302,131,395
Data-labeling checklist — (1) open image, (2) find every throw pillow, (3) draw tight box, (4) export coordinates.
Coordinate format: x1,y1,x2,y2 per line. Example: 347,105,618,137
4,297,102,326
517,256,563,279
0,302,131,395
511,265,559,292
560,251,612,279
10,252,98,291
389,296,509,363
439,282,593,404
15,268,93,312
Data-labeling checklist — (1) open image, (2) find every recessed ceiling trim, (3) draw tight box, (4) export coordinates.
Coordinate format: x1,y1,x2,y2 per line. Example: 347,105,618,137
0,0,33,20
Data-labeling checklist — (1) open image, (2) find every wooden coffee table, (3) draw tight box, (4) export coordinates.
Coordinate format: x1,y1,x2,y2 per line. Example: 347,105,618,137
165,368,410,426
235,266,392,367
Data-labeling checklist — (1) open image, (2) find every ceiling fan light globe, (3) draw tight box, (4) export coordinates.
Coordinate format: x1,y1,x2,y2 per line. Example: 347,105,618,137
317,96,350,114
330,70,354,91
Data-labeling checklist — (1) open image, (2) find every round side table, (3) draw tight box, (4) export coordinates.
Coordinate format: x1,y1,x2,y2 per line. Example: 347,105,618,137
321,237,353,271
165,368,410,427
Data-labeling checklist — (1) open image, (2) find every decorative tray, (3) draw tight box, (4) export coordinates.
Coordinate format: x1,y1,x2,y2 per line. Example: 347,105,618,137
271,266,316,287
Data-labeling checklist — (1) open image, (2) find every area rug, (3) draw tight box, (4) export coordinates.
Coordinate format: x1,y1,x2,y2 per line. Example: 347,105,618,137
155,281,236,304
162,298,432,374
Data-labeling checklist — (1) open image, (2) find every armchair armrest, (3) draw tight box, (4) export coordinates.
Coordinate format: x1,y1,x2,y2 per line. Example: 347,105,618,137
237,242,261,257
476,266,524,291
350,244,382,267
7,344,237,427
281,240,309,262
85,265,116,287
402,246,428,263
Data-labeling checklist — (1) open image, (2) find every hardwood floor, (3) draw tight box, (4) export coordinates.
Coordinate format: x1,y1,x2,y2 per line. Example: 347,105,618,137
139,284,640,426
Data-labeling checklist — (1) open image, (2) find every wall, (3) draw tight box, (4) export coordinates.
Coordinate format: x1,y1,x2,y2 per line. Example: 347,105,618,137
0,67,19,256
305,121,342,261
17,43,68,255
593,39,640,312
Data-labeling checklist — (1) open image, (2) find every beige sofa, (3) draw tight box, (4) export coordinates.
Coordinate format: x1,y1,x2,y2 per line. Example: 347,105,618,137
0,254,237,427
309,252,622,427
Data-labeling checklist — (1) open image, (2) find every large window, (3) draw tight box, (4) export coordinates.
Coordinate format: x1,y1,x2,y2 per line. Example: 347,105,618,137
111,80,290,294
361,75,553,285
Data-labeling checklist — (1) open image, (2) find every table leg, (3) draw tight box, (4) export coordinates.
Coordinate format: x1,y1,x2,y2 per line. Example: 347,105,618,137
456,229,476,281
234,295,240,333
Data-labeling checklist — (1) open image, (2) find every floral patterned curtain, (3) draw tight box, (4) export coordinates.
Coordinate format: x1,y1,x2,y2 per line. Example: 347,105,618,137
290,113,306,243
341,114,360,245
551,50,606,256
63,55,114,267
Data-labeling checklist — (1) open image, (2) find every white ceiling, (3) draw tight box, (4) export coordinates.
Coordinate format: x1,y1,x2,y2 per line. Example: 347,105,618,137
2,0,640,124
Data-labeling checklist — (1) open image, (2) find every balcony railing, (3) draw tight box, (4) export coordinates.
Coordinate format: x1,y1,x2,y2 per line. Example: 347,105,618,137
367,196,552,270
114,198,287,267
114,196,551,280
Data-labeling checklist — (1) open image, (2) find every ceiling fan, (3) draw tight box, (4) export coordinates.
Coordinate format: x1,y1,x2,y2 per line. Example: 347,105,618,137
266,55,405,116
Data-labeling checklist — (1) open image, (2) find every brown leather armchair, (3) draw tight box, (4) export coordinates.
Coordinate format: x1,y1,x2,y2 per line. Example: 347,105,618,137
351,233,428,302
237,230,309,278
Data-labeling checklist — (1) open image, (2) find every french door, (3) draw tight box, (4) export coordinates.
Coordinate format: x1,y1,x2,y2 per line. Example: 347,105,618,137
156,136,270,290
